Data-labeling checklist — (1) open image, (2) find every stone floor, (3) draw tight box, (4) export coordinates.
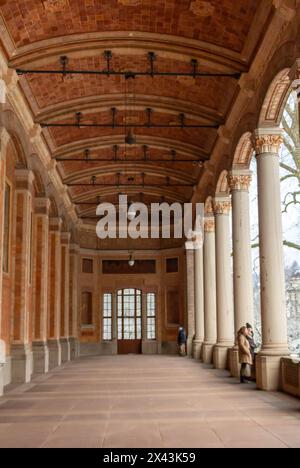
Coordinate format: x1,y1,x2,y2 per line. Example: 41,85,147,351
0,355,300,448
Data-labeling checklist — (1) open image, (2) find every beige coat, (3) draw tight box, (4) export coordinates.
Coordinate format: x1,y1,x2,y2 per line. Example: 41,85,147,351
238,334,253,365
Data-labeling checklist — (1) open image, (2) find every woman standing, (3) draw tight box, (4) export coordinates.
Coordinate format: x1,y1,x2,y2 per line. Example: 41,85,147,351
238,327,253,383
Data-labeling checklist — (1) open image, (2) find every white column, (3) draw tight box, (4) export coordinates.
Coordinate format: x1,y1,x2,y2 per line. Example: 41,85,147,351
213,197,235,369
229,171,254,331
255,128,289,391
202,216,217,364
228,171,254,377
193,233,204,360
185,241,195,356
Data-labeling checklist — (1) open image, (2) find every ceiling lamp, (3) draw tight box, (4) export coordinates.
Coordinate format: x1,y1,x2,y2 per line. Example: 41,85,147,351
128,252,135,267
128,200,137,221
125,129,136,145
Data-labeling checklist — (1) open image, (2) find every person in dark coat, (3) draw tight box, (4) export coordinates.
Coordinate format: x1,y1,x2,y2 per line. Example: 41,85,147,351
177,327,187,357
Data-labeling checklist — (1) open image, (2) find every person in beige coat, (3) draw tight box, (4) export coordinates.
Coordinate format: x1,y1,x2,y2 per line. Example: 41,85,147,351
238,326,253,383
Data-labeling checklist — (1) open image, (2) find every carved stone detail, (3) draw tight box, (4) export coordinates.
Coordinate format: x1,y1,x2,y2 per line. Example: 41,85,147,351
213,200,231,215
228,174,252,192
255,134,283,155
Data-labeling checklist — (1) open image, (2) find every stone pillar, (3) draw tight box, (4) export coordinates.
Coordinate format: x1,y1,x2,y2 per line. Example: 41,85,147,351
202,216,217,364
185,241,195,356
0,132,6,394
32,198,50,375
193,233,204,360
60,232,71,363
47,217,62,369
255,128,289,390
69,243,79,359
11,170,35,383
228,171,254,377
0,129,7,346
213,197,235,369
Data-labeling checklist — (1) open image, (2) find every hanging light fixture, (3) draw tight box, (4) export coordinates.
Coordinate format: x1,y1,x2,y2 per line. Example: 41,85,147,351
128,252,135,267
125,129,136,145
128,201,137,221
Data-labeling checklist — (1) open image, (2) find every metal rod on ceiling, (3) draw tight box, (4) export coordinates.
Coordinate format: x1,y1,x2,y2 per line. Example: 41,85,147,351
40,122,218,129
14,51,241,78
55,158,205,164
67,183,195,187
15,69,241,79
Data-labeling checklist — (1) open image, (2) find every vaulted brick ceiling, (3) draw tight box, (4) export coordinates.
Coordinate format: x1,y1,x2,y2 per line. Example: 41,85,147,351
0,0,272,222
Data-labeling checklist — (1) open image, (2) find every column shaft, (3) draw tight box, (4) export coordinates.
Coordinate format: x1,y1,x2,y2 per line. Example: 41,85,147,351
69,244,79,359
11,170,35,383
185,243,195,356
60,232,71,362
47,217,62,369
213,197,235,369
255,129,289,391
193,238,204,360
202,216,217,364
32,198,50,374
229,171,254,377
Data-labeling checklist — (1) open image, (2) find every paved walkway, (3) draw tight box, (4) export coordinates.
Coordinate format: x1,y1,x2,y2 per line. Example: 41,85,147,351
0,355,300,448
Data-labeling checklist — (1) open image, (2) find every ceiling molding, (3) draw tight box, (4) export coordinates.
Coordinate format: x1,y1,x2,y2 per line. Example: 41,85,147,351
33,94,224,126
7,31,248,72
51,134,210,160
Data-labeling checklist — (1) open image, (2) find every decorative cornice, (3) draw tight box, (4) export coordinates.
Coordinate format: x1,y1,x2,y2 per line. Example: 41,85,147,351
213,198,231,215
228,171,252,192
254,129,283,155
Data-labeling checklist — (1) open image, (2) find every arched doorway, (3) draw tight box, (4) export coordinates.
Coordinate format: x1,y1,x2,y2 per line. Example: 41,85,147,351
117,289,142,354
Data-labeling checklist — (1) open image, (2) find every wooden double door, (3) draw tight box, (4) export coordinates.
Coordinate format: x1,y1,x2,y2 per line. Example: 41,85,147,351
117,289,142,354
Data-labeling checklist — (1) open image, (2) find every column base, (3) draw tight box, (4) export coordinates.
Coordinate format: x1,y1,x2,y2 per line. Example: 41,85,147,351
213,344,231,370
11,344,32,383
202,342,215,364
32,341,49,375
48,339,62,370
68,337,79,360
60,338,70,363
187,337,194,357
256,352,289,391
192,340,203,361
228,347,240,378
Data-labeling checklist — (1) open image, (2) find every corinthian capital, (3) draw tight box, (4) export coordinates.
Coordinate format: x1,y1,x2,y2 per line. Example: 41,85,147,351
204,217,215,233
254,128,283,155
228,170,252,192
213,197,231,216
